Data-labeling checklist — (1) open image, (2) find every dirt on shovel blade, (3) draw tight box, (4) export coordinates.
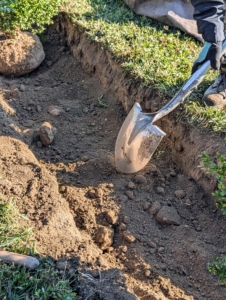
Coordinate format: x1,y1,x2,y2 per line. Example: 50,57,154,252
0,26,226,300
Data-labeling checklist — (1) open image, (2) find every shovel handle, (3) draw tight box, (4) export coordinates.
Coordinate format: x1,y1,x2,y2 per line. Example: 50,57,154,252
152,39,226,123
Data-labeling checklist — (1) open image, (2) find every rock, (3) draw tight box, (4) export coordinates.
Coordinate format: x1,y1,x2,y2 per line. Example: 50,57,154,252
119,223,127,231
65,107,71,112
127,181,135,189
39,122,57,146
142,201,150,210
156,186,165,194
105,210,118,225
96,226,114,250
119,195,128,201
36,105,42,112
158,247,165,253
59,185,67,194
47,105,62,116
145,270,151,277
125,190,134,199
121,245,128,253
149,241,157,248
149,201,161,215
174,190,186,199
147,163,157,172
184,198,192,206
123,230,136,243
134,174,147,184
0,31,45,76
155,206,181,225
19,84,26,92
88,189,96,198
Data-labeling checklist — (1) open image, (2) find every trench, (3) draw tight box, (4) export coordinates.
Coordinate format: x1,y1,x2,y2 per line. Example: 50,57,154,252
55,13,226,198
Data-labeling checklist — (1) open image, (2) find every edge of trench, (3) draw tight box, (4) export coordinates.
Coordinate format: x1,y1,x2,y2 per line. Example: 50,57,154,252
54,13,226,200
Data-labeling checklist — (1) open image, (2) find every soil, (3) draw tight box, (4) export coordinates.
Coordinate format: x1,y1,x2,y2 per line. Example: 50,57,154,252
0,24,226,300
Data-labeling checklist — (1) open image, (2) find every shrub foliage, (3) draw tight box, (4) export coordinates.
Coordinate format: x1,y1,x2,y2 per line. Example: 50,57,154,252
0,0,61,35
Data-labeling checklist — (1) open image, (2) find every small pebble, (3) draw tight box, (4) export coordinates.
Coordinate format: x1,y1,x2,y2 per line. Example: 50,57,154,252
134,174,147,184
119,223,127,231
19,84,25,92
125,190,134,199
127,181,135,189
119,195,128,201
156,187,165,194
123,230,136,243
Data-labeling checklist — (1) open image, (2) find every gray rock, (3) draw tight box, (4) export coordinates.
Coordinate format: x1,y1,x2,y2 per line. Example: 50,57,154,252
39,122,57,146
134,174,147,184
148,201,161,215
155,206,181,225
156,186,165,194
125,190,134,199
19,84,26,92
127,181,135,189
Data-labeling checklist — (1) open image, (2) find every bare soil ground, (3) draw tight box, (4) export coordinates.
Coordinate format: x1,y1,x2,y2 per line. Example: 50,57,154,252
1,26,226,300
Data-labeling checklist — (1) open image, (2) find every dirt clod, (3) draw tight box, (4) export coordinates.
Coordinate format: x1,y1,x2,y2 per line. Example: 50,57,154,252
155,206,181,225
96,225,114,250
105,210,118,225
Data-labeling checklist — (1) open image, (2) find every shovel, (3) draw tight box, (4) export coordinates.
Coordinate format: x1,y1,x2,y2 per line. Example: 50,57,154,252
115,41,226,174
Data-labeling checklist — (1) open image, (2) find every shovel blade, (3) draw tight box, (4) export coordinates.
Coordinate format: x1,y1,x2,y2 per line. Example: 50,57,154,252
115,103,166,174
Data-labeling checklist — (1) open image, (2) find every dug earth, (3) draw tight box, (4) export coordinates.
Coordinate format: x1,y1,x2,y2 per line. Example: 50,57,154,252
0,26,226,300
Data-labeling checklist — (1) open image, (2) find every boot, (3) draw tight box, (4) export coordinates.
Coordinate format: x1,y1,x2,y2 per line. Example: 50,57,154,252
202,59,226,109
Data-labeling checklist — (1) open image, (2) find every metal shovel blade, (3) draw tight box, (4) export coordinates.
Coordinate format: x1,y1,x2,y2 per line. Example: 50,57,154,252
115,103,165,173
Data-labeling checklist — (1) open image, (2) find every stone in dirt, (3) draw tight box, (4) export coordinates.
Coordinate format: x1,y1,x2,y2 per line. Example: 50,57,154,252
125,190,134,199
174,189,186,199
156,186,165,194
47,105,62,116
155,206,181,225
122,230,136,243
127,181,135,189
0,31,45,76
39,121,57,146
95,225,114,250
134,174,147,184
119,195,128,201
148,201,161,215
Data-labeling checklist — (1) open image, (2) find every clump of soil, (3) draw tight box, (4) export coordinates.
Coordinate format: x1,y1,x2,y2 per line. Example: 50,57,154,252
0,26,226,300
0,31,45,76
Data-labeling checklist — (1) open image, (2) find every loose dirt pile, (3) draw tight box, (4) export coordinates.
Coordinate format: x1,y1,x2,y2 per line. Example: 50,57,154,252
0,26,226,300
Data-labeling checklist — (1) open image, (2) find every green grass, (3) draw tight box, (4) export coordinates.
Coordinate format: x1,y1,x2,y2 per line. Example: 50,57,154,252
61,0,226,132
0,195,77,299
184,102,226,133
208,256,226,285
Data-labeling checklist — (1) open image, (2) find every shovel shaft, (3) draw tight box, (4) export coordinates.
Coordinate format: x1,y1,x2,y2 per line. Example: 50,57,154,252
150,38,226,123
